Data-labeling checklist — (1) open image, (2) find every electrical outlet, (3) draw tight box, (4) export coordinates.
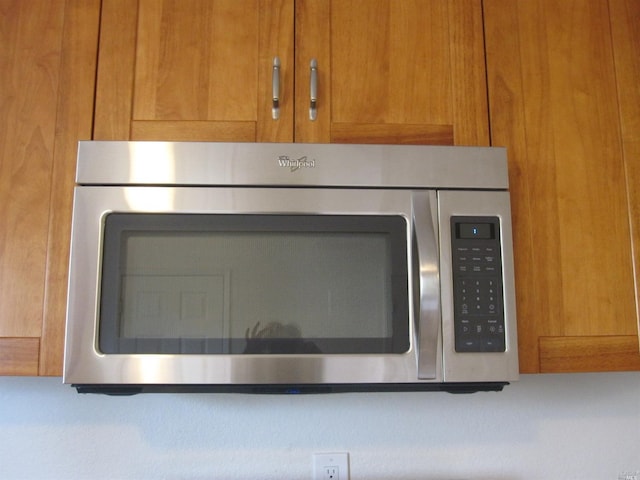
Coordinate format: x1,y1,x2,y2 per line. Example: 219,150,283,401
323,466,339,480
313,452,349,480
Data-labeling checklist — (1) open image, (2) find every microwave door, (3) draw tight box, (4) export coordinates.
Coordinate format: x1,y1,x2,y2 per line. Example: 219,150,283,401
66,184,444,389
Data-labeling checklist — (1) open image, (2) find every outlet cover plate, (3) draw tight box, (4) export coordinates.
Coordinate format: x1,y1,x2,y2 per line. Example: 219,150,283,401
313,452,349,480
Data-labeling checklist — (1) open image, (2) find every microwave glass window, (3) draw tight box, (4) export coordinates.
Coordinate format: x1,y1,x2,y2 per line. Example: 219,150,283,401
98,214,409,355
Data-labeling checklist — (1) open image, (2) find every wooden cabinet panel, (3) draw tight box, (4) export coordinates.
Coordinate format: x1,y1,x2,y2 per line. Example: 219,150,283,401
0,1,65,340
331,1,452,126
610,0,640,341
295,0,488,145
133,0,257,122
0,0,100,376
94,0,487,145
294,0,330,142
485,0,640,372
40,0,101,376
256,0,295,142
540,336,640,373
0,338,39,376
94,0,294,142
92,0,139,140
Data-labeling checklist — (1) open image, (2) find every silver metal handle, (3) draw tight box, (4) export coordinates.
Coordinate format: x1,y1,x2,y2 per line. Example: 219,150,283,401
272,57,280,120
309,58,318,121
412,191,441,380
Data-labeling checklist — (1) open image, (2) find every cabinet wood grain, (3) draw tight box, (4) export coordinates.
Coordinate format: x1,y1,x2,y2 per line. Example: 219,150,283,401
610,0,640,341
40,0,101,376
296,0,488,145
485,0,640,372
540,336,640,373
0,0,100,376
94,0,293,143
0,338,40,376
94,0,488,146
0,0,64,341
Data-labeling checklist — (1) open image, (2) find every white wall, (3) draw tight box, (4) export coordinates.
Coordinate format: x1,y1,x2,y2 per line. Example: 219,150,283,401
0,372,639,480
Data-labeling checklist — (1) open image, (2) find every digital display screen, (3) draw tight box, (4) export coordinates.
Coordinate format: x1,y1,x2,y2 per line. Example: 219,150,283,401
457,223,494,239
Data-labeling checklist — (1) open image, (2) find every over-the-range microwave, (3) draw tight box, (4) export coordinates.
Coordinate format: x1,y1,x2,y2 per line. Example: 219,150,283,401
63,141,518,394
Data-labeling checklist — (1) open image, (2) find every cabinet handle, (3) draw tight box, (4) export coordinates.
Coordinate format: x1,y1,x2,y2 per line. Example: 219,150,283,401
272,57,280,120
309,58,318,121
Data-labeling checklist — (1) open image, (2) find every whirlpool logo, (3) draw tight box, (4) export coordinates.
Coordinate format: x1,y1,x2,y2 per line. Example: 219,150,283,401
278,155,316,172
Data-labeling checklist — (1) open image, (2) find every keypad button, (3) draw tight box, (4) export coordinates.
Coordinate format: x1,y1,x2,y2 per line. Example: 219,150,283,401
456,337,481,352
482,337,505,351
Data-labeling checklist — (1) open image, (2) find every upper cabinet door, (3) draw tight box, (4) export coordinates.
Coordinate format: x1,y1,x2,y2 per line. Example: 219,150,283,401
0,0,100,376
94,0,486,146
94,0,294,142
295,0,489,145
485,0,640,373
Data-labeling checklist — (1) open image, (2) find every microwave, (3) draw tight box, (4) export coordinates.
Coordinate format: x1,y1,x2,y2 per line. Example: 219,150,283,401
63,141,518,394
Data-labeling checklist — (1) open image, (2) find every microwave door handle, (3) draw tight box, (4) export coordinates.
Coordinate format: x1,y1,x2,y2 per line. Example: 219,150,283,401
412,191,440,379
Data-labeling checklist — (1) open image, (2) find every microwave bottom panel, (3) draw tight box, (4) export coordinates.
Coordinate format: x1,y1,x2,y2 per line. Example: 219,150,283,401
71,382,509,395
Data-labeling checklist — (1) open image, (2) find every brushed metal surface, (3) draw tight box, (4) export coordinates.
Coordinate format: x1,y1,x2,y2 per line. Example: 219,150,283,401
64,186,426,385
64,142,518,389
271,57,280,120
75,141,509,189
412,191,441,379
438,190,519,382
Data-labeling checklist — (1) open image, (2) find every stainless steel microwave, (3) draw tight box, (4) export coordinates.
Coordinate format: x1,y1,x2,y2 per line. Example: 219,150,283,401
63,141,518,394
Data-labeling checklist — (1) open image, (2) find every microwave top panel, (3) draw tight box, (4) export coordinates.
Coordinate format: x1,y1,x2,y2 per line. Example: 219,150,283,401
75,141,509,190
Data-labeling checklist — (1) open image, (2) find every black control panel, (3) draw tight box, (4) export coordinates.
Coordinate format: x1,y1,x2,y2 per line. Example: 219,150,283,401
451,216,505,353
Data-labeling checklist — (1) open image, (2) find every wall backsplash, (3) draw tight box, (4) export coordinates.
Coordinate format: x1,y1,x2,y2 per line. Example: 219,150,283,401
1,372,639,479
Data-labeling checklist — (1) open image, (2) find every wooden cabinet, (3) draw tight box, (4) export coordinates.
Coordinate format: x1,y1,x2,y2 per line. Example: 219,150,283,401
94,0,295,142
610,0,640,371
0,0,60,374
294,0,488,145
485,0,640,373
3,0,637,377
94,0,489,146
0,0,100,375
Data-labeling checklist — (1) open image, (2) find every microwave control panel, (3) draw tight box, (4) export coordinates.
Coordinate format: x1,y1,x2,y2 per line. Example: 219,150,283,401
450,216,505,353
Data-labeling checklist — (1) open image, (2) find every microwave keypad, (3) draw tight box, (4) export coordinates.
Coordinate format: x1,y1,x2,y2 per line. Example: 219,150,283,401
451,217,506,353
